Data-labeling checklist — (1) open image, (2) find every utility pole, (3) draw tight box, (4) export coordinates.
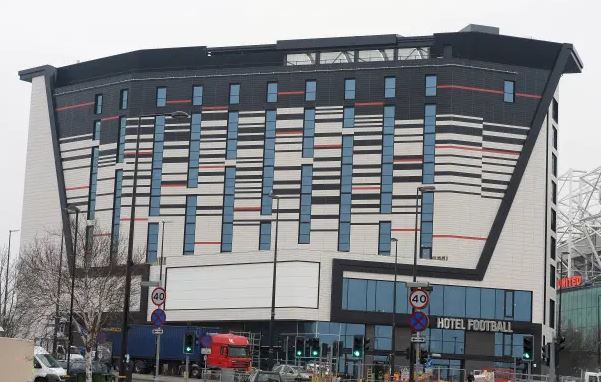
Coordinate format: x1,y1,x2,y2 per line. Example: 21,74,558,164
390,237,399,377
3,229,20,325
267,193,280,369
52,233,64,356
64,205,80,376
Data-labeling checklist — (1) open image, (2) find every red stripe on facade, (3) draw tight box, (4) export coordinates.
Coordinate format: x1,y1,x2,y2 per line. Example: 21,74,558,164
433,234,487,241
162,183,187,188
352,186,380,190
234,207,261,212
166,99,192,104
315,144,342,149
516,92,542,99
199,165,225,169
354,101,385,107
437,84,503,95
278,91,305,95
55,101,95,112
435,145,520,156
101,115,120,122
65,185,89,191
120,217,149,221
202,105,228,111
275,129,303,135
194,241,221,245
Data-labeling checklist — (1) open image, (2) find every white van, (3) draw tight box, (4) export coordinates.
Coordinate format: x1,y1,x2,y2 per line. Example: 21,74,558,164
33,346,67,382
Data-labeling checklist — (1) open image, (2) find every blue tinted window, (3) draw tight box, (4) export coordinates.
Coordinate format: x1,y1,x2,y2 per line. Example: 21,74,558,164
505,290,514,318
188,113,202,188
261,111,277,215
481,289,495,319
344,79,356,100
374,325,392,350
267,82,278,103
221,167,236,252
111,170,123,254
94,94,103,114
378,222,391,256
514,291,532,321
466,287,481,318
425,75,437,96
504,80,515,103
385,77,396,98
192,85,203,106
259,221,271,250
146,223,159,263
93,120,101,141
347,279,367,311
229,84,240,104
302,108,315,158
117,117,127,163
429,285,444,315
395,282,409,314
120,89,128,110
156,87,167,107
299,165,313,244
149,116,166,216
87,147,99,219
375,280,393,312
226,111,239,160
380,106,395,213
183,195,197,255
420,191,434,259
338,136,353,251
305,80,316,101
343,107,354,128
444,286,466,318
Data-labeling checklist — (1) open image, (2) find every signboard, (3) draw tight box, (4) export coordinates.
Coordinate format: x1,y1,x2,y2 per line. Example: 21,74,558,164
556,275,583,289
409,289,429,310
201,348,212,355
152,328,164,335
410,335,425,343
151,308,166,328
151,287,167,306
408,311,429,332
436,317,513,333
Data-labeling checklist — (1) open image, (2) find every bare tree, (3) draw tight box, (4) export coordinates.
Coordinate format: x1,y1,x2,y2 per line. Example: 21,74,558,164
17,223,144,382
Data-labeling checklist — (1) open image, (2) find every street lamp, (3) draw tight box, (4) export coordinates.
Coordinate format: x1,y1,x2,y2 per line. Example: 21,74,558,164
119,111,190,382
409,185,435,382
390,237,399,375
3,228,19,326
267,192,281,369
52,232,64,357
63,204,82,376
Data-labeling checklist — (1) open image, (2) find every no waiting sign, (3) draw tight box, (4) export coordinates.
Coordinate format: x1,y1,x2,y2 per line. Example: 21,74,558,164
409,289,429,310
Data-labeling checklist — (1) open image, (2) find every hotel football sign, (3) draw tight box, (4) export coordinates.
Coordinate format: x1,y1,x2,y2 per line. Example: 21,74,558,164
436,317,513,333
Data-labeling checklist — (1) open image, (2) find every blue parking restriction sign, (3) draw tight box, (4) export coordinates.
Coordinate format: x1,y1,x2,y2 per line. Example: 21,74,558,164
408,311,429,332
151,308,166,328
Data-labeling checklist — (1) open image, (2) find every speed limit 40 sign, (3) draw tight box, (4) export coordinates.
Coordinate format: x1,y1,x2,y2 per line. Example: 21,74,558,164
409,289,429,310
151,287,166,307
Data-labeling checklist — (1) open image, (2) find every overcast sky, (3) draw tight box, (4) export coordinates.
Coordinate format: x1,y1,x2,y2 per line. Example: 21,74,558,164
0,0,597,249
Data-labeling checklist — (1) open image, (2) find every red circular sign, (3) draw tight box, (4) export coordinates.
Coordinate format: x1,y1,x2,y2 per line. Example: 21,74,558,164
151,287,166,307
409,289,430,310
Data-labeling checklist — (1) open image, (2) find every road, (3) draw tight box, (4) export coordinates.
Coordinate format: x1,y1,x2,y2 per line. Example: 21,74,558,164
131,374,187,381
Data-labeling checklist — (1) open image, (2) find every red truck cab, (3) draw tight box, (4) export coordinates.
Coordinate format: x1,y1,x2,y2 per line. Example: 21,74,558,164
206,333,251,370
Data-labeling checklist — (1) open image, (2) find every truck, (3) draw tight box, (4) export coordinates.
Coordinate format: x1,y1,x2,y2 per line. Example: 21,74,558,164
0,337,35,382
104,324,251,377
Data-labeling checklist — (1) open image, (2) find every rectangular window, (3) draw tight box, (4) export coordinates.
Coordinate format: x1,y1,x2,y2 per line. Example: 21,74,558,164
550,237,556,260
338,136,353,252
229,84,240,104
156,87,167,107
111,170,124,254
149,116,166,216
550,264,556,289
93,120,101,141
384,76,396,99
504,290,514,318
261,110,277,215
420,191,434,259
425,75,437,97
117,117,127,163
552,98,559,123
221,167,236,252
146,223,159,263
552,181,557,204
553,126,558,149
305,80,316,101
259,221,271,250
344,79,356,100
226,111,239,160
299,165,313,244
119,89,128,110
374,325,392,351
343,107,355,128
552,153,558,177
94,94,103,114
423,105,436,184
380,106,395,213
87,147,99,220
267,82,278,103
302,108,315,158
183,195,197,255
504,81,515,103
549,299,556,328
188,113,202,188
192,85,203,106
551,209,557,232
378,222,391,256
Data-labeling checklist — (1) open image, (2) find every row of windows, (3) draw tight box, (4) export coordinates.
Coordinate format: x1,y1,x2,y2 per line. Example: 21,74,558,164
183,195,197,255
421,102,436,259
285,47,430,66
117,117,127,163
87,147,99,220
377,221,391,256
146,222,159,263
420,192,434,259
302,109,316,158
226,112,239,160
259,221,271,250
149,116,166,216
495,333,527,358
380,106,394,213
221,167,236,252
343,107,354,128
187,114,202,187
338,136,354,252
260,111,277,216
342,277,532,321
111,170,124,253
299,165,313,244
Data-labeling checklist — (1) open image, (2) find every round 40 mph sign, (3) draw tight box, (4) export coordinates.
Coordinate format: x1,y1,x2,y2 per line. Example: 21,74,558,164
151,287,166,307
409,289,429,310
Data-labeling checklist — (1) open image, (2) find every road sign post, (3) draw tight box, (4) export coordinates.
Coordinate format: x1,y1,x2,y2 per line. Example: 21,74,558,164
151,287,167,307
408,311,429,332
151,308,166,328
409,290,429,310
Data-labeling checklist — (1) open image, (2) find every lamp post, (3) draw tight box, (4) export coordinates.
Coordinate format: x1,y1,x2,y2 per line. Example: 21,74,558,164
2,228,19,327
409,185,435,382
155,219,170,382
64,204,81,376
267,192,280,369
390,237,399,376
52,232,64,357
119,111,189,382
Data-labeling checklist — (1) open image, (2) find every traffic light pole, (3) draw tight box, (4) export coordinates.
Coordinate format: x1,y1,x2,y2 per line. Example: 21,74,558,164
185,355,189,382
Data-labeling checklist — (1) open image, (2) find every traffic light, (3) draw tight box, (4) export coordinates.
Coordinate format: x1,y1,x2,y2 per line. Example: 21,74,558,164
419,349,429,365
321,342,330,357
332,341,343,357
184,331,196,354
352,335,363,358
542,342,551,366
364,337,372,352
310,338,320,357
522,335,533,361
555,335,566,367
405,347,411,360
295,337,305,358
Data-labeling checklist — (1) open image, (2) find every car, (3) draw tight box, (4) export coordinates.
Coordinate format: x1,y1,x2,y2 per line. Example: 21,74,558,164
272,365,312,381
249,370,285,382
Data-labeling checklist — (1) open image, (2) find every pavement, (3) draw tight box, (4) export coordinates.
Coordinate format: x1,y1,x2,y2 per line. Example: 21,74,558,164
131,374,187,381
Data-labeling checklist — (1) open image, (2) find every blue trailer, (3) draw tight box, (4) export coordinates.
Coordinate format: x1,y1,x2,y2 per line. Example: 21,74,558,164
104,324,219,376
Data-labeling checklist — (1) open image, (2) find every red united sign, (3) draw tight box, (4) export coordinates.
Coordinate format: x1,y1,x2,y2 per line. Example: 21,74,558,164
556,275,583,289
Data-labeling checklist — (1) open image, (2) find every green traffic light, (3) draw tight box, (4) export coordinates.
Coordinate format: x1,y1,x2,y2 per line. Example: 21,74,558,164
312,350,318,356
353,350,361,357
296,351,302,356
523,352,531,360
186,346,192,352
